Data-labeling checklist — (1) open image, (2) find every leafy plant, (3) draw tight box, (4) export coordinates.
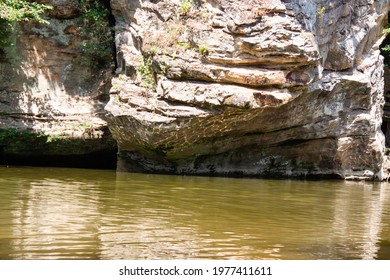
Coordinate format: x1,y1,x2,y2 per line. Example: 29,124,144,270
136,55,156,89
180,0,193,15
176,42,191,49
198,44,208,55
0,0,52,24
317,6,326,20
382,44,390,52
76,0,113,68
0,21,11,49
0,128,19,143
381,26,390,66
46,134,61,143
0,0,52,49
135,51,169,90
0,128,48,152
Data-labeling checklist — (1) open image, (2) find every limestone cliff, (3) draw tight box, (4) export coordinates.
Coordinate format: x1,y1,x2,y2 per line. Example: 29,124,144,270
0,0,116,168
106,0,389,179
1,0,389,179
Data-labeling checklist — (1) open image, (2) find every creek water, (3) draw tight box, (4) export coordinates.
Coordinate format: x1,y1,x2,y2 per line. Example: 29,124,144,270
0,166,390,260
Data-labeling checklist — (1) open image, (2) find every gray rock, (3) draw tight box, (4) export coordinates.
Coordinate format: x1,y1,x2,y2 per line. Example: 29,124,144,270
0,2,115,161
106,0,389,180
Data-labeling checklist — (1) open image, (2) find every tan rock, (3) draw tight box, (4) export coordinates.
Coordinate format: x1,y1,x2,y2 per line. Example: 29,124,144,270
104,0,389,179
0,4,115,163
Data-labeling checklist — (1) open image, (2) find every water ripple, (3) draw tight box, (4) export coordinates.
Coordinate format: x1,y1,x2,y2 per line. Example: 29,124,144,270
1,167,390,259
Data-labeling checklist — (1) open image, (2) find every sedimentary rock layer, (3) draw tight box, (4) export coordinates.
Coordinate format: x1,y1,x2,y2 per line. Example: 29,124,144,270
0,0,116,166
106,0,389,179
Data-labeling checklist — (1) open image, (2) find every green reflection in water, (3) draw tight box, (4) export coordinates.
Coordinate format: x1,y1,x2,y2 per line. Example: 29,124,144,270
0,167,390,260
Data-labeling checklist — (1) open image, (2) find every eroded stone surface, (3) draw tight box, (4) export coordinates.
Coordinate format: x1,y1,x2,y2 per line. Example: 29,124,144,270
105,0,389,180
0,1,116,162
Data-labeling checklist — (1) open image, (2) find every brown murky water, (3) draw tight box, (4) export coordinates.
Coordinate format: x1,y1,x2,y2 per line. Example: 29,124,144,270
1,167,390,260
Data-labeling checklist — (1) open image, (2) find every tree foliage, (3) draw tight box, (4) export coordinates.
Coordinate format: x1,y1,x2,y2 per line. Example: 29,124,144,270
78,0,112,59
382,26,390,66
76,0,113,68
0,0,52,49
0,0,52,24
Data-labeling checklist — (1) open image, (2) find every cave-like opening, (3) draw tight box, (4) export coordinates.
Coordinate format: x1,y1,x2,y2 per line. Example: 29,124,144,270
381,12,390,147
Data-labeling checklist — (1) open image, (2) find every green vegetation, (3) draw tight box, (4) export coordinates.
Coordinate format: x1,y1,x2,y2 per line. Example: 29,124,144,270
176,42,191,49
180,0,193,15
198,44,208,56
382,26,390,66
382,27,390,52
135,50,170,90
0,1,113,67
136,55,156,89
0,0,52,24
0,128,112,155
76,0,113,68
0,0,52,49
317,6,326,20
0,128,51,153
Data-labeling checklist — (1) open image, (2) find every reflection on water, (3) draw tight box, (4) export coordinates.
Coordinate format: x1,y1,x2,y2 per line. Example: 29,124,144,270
0,167,390,260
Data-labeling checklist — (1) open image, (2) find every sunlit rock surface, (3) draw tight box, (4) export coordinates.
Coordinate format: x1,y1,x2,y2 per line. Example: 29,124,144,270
0,0,116,166
1,0,387,177
105,0,389,179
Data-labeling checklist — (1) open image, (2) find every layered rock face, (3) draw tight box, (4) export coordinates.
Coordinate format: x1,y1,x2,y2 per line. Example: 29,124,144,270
106,0,389,179
0,0,116,167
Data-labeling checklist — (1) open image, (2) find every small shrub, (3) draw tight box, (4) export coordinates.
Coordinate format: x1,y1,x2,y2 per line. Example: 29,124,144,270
46,134,61,143
76,0,113,68
0,0,52,49
180,0,193,15
317,6,326,20
176,42,191,49
0,21,11,49
381,26,390,66
0,0,52,24
159,61,168,75
198,44,208,55
136,55,156,89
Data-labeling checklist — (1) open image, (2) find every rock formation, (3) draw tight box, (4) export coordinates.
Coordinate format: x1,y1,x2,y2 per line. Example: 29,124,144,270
106,0,389,179
0,0,116,167
1,0,389,179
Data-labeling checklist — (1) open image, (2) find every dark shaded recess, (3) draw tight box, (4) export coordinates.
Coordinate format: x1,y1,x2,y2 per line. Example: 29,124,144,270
381,121,389,146
0,48,6,61
277,139,310,147
1,148,118,169
0,128,118,170
380,11,390,66
0,145,4,160
100,0,118,69
380,11,390,146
